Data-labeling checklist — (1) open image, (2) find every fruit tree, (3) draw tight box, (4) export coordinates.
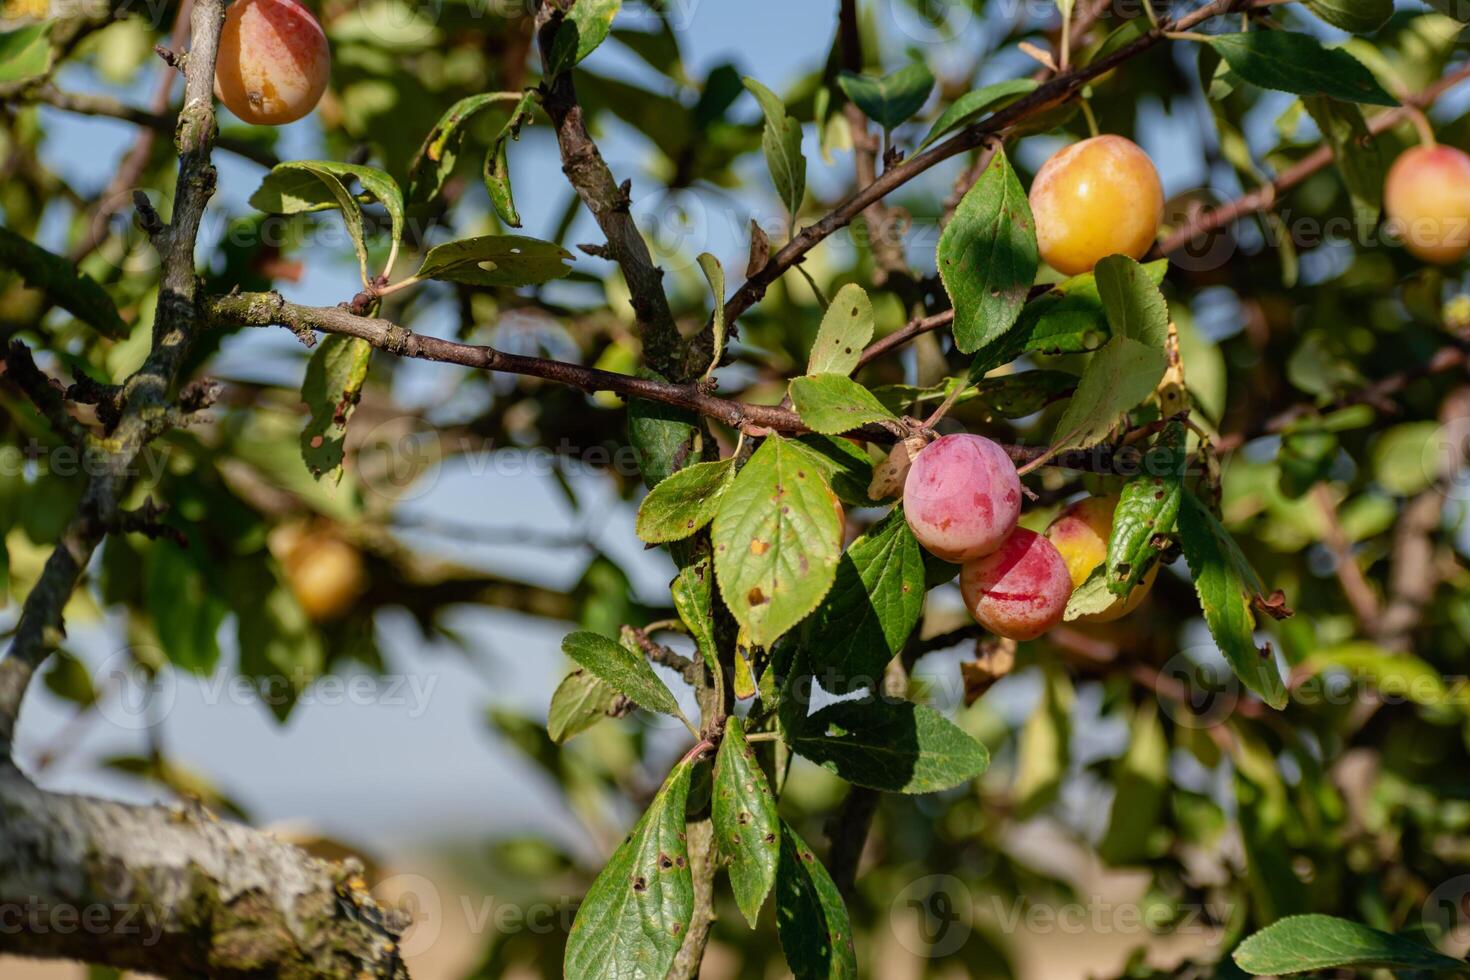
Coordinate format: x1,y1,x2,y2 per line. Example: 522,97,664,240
2,0,1470,977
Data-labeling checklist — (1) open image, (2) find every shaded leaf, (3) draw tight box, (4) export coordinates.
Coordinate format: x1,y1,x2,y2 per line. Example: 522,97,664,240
560,630,685,720
673,559,719,679
547,0,622,76
1306,0,1393,34
789,697,990,793
300,335,372,482
483,90,539,227
0,226,127,338
836,62,935,130
714,717,780,926
697,252,726,377
1178,494,1288,709
1205,32,1397,106
564,756,695,980
775,820,857,980
548,668,620,743
916,78,1038,152
0,23,51,83
802,508,925,694
636,458,735,543
938,150,1038,354
1107,420,1185,596
743,77,807,217
414,234,574,287
1233,915,1467,975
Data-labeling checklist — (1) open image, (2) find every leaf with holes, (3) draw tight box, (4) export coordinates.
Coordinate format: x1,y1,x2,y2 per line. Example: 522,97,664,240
1178,494,1288,709
563,755,695,980
560,631,686,720
789,697,990,793
789,375,897,435
807,283,874,376
801,508,925,694
1234,915,1467,975
636,458,736,543
1107,420,1185,596
744,77,807,218
938,149,1038,354
775,819,857,980
714,717,780,927
547,0,622,76
407,90,535,207
414,234,574,287
1205,32,1397,106
712,436,844,647
300,335,372,482
836,62,935,130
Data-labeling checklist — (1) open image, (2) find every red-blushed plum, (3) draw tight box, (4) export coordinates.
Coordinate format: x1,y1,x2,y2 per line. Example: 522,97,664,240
215,0,331,126
1384,144,1470,265
960,528,1072,641
903,433,1022,562
1028,134,1164,276
1044,495,1157,623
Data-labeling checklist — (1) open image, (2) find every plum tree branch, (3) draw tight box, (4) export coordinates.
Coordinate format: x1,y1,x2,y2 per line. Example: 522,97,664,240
207,289,1147,474
853,61,1470,373
716,0,1253,334
534,2,683,381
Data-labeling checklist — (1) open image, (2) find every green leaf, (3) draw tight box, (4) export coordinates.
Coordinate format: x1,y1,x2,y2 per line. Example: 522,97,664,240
409,92,519,204
937,149,1038,354
1204,32,1398,107
413,234,574,287
635,458,735,543
629,387,700,489
564,756,696,980
789,375,897,435
1013,666,1071,815
969,259,1169,379
775,820,857,980
560,631,686,720
713,436,844,647
1178,494,1288,710
299,334,372,482
548,668,620,743
547,0,622,76
714,717,780,927
250,162,404,283
743,77,807,217
1094,253,1170,348
483,90,539,227
1294,642,1450,708
1372,420,1440,496
1305,0,1393,33
0,226,127,338
801,508,925,694
789,435,880,508
807,282,874,376
1049,337,1166,452
1233,915,1468,975
915,78,1038,152
1304,96,1383,231
789,697,990,793
1096,700,1168,865
1063,564,1116,621
697,252,726,377
147,546,226,676
672,559,719,679
836,62,935,131
1107,420,1185,596
0,23,52,84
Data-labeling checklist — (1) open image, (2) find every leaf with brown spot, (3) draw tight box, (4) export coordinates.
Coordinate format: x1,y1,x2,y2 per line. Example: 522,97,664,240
714,717,779,927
